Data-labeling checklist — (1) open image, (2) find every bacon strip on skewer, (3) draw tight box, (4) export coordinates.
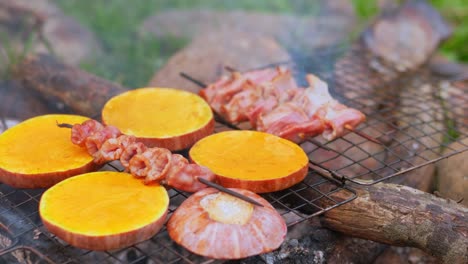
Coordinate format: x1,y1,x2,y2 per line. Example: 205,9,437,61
65,120,216,193
199,67,367,143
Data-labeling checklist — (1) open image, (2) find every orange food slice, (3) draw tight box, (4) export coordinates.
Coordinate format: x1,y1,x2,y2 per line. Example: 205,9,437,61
102,88,214,151
190,130,308,193
168,187,286,259
40,171,169,251
0,114,98,188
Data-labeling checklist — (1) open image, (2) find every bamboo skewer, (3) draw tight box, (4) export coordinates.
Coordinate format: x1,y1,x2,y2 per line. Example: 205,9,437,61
197,177,264,207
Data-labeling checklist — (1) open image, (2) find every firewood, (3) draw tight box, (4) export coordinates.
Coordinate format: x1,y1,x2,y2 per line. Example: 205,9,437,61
321,183,468,264
0,80,54,120
12,54,127,117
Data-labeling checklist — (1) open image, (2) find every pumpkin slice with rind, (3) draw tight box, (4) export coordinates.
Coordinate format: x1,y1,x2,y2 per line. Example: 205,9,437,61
102,88,214,151
40,171,169,251
0,114,98,188
167,187,287,259
189,130,308,193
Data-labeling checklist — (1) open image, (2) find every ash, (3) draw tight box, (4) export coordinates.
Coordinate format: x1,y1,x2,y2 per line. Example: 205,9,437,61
238,220,337,264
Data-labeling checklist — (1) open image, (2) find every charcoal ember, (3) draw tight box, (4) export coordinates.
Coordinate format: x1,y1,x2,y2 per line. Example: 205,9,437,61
148,31,291,94
238,220,339,264
0,0,101,66
362,0,451,73
140,1,355,52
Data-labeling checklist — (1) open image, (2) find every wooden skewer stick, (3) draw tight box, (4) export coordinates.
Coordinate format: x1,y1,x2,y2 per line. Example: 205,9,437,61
224,65,237,72
56,121,73,128
179,72,207,88
197,177,264,207
344,124,382,145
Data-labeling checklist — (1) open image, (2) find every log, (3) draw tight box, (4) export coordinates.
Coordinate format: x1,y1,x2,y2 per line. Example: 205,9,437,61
324,1,451,261
0,80,55,120
321,183,468,264
12,54,127,117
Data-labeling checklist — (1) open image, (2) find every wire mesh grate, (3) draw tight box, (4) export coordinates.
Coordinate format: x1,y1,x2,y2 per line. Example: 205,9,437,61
0,121,357,263
1,45,467,263
294,45,468,185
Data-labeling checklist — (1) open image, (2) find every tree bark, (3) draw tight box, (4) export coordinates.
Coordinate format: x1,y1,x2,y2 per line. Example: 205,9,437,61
12,54,127,118
321,183,468,264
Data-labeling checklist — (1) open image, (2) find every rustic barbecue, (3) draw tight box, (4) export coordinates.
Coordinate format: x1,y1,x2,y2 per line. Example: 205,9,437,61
1,0,468,263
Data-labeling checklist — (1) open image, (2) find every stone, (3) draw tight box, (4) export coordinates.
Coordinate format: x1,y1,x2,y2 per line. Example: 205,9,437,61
140,1,355,52
0,0,100,66
148,31,291,94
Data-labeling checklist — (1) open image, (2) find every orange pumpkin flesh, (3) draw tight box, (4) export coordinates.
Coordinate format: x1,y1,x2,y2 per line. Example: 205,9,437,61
102,88,214,151
40,171,169,251
167,187,287,259
189,131,309,193
0,114,99,188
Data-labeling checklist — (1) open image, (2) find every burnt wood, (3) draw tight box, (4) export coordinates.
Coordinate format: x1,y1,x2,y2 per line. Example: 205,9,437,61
322,183,468,264
13,54,127,118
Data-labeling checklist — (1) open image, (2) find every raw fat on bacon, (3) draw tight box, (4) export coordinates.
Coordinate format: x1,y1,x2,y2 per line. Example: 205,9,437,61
200,68,284,115
94,135,136,164
71,119,104,147
69,120,215,192
84,125,121,156
200,67,366,142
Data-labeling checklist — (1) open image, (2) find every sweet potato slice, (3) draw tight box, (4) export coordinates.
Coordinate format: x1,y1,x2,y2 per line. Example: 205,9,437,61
0,114,99,188
40,171,169,251
102,88,214,151
189,130,308,193
167,187,286,259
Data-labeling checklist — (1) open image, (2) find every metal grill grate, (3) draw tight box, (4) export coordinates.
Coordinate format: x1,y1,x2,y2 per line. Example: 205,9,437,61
1,46,467,263
0,121,357,263
293,46,468,185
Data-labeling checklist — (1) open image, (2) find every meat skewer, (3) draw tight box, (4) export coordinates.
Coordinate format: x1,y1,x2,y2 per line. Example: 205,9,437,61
57,120,263,207
180,69,381,144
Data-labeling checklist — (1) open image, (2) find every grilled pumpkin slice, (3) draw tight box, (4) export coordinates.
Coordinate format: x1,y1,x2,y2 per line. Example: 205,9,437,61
190,130,308,193
0,114,98,188
102,88,214,151
40,171,169,250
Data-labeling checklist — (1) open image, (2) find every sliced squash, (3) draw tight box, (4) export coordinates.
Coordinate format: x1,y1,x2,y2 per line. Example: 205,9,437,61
189,130,309,193
102,88,214,151
40,171,169,251
0,114,98,188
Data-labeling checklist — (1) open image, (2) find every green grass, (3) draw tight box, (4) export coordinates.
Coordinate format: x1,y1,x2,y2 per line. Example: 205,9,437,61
0,29,35,79
351,0,468,63
430,0,468,62
51,0,468,88
352,0,379,20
